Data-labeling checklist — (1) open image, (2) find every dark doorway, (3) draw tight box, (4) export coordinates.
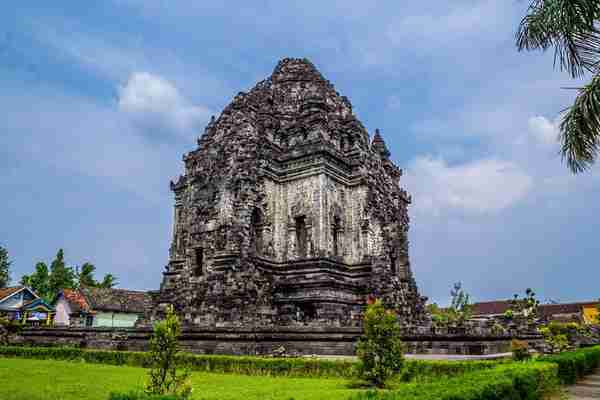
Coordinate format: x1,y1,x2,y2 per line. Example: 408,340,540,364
390,252,397,275
299,303,317,320
252,208,264,255
295,216,307,258
194,248,203,276
332,216,341,257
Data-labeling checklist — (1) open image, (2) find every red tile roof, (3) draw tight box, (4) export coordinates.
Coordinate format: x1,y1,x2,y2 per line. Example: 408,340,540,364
61,288,90,313
472,300,599,318
0,286,24,301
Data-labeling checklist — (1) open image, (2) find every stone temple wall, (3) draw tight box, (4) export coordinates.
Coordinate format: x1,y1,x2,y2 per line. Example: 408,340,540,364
15,326,542,356
153,58,427,329
261,173,370,264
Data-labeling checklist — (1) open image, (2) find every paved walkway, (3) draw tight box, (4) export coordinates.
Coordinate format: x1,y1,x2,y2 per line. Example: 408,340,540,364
568,371,600,399
310,352,512,361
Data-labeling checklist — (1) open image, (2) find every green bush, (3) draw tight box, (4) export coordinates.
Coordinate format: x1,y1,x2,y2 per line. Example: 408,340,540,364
0,345,356,378
0,345,501,381
538,345,600,384
356,299,405,387
350,362,558,400
145,306,190,398
398,359,500,382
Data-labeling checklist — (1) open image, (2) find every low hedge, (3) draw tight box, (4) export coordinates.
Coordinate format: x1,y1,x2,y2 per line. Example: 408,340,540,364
0,346,354,378
351,362,559,400
108,393,183,400
399,359,500,382
0,345,500,380
538,345,600,384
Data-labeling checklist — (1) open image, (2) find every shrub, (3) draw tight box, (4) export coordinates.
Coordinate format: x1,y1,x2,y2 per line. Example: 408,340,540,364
350,362,559,400
0,345,501,380
506,288,539,323
540,321,585,353
0,317,23,345
356,299,404,387
538,345,600,384
511,339,531,361
145,306,191,398
426,282,472,328
398,359,500,382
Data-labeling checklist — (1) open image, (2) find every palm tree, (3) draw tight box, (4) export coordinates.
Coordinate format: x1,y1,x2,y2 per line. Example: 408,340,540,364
516,0,600,173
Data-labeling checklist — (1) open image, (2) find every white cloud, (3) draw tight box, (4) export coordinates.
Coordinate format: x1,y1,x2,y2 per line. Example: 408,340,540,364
528,115,560,146
386,1,502,46
405,157,533,215
118,72,211,137
2,84,184,204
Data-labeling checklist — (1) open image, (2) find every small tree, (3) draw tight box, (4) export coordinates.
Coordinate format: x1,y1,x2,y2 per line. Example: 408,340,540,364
48,249,76,296
0,246,11,288
99,273,118,289
427,282,472,327
21,262,51,301
356,299,404,388
507,288,540,323
77,263,98,287
76,263,118,289
146,305,191,398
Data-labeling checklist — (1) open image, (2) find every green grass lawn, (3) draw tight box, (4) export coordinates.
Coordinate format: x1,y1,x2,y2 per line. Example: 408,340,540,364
0,357,359,400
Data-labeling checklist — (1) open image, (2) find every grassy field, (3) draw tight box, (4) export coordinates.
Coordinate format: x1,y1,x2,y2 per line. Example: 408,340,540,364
0,357,359,400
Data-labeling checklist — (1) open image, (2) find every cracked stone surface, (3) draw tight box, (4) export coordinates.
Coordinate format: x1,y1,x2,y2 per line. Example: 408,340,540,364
154,58,427,328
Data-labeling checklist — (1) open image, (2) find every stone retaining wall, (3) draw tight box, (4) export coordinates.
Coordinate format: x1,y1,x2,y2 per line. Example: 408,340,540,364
13,327,542,356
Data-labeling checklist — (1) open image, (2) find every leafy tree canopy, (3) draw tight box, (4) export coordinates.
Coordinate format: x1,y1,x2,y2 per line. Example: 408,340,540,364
20,262,51,301
76,263,117,289
0,246,11,289
20,249,118,302
517,0,600,173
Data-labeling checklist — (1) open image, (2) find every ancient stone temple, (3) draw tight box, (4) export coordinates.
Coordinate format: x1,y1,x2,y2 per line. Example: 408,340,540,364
158,58,426,328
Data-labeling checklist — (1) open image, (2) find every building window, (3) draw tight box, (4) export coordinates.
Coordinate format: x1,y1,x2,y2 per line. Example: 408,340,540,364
295,216,307,258
194,248,203,276
85,315,94,327
332,216,341,257
252,208,264,255
390,253,397,275
298,303,317,321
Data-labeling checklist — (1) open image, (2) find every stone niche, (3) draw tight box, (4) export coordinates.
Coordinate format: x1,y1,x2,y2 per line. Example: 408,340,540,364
155,58,426,328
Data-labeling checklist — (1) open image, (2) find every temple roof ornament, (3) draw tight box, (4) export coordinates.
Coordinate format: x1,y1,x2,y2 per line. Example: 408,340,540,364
371,129,391,158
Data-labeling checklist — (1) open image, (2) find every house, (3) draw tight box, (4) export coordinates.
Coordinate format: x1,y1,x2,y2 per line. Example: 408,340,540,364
0,286,55,326
54,287,151,328
471,300,600,324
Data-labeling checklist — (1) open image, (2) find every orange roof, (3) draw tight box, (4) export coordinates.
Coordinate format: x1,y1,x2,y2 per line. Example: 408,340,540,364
0,286,24,301
61,288,90,312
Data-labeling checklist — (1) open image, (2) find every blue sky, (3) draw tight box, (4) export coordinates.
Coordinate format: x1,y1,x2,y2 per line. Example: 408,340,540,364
2,1,599,305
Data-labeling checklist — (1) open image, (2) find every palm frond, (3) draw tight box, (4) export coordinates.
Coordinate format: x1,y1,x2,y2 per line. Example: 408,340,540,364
516,0,600,78
560,73,600,173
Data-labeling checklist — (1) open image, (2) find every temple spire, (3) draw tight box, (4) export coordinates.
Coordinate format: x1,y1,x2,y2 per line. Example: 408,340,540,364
371,129,391,158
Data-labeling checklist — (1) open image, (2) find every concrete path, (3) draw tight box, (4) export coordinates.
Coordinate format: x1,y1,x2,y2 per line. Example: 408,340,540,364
568,371,600,399
310,352,512,362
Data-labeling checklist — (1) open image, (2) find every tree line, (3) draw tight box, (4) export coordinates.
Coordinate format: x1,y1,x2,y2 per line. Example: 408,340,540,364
0,245,117,303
